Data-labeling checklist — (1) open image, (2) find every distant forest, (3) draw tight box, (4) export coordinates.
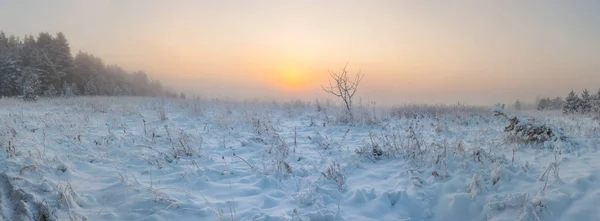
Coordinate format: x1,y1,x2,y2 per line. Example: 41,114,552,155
527,88,600,114
0,31,177,100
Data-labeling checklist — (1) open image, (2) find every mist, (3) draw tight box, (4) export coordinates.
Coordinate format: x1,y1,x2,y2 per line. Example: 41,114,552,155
1,0,600,106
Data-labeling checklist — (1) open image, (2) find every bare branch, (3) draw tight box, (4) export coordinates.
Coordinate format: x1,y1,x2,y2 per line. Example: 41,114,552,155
321,64,363,116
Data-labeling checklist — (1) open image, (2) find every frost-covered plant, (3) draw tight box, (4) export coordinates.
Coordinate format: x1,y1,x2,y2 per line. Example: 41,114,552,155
490,165,503,185
269,133,292,176
55,181,83,220
157,100,168,121
87,98,110,113
467,173,485,199
174,129,199,157
321,162,346,191
482,193,544,221
191,101,205,116
432,142,450,178
315,99,324,112
356,124,427,164
251,117,274,136
538,154,562,194
389,104,490,119
493,104,567,143
250,115,292,176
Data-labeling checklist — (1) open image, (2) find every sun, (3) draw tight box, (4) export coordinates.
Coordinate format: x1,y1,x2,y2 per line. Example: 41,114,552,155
272,69,316,91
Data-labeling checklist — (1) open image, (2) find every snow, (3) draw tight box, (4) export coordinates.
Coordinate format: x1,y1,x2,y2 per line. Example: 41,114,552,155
0,97,599,221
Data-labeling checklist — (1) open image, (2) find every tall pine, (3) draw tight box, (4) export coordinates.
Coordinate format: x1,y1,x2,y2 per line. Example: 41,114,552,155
50,32,75,94
21,66,42,101
581,89,592,113
0,33,22,96
563,90,580,114
593,89,600,113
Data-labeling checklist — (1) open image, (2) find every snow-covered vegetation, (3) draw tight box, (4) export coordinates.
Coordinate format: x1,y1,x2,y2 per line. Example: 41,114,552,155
0,31,177,101
535,88,600,115
0,97,598,221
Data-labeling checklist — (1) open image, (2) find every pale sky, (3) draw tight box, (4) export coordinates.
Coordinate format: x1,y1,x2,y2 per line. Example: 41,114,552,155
1,0,599,105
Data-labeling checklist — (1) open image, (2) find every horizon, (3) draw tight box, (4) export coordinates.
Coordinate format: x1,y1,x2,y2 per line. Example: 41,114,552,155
1,1,600,105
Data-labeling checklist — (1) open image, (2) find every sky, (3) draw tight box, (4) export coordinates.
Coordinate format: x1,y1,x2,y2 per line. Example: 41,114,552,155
1,0,599,105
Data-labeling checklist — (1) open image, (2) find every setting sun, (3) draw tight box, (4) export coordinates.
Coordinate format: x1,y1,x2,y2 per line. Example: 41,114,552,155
278,70,310,90
268,64,322,92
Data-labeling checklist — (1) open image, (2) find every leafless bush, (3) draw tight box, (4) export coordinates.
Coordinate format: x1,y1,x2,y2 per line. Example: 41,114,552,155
322,64,363,122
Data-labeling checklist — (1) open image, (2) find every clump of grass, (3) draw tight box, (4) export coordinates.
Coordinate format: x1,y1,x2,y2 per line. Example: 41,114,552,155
321,162,346,191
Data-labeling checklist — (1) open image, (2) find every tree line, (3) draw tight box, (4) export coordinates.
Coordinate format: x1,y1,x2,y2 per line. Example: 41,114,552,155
530,89,600,114
0,31,177,101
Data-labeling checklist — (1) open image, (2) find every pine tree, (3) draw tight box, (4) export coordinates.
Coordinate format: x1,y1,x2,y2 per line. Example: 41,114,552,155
551,97,564,110
61,81,76,98
21,67,42,101
48,32,75,94
537,98,550,111
132,71,149,96
0,32,7,51
581,89,592,113
84,78,98,95
74,51,105,94
43,84,57,97
35,32,67,95
593,89,600,113
0,36,22,96
514,99,522,111
563,90,580,114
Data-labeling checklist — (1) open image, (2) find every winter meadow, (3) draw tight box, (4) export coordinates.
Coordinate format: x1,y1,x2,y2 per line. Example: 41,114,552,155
2,2,600,221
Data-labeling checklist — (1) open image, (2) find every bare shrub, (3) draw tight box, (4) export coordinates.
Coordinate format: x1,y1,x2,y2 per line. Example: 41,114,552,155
322,64,363,122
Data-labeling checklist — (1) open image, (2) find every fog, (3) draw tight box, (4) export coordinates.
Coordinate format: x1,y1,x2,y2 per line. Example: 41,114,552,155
1,0,599,105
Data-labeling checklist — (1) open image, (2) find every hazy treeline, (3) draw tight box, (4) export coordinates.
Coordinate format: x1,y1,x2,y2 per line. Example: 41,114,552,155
533,89,600,114
0,31,176,100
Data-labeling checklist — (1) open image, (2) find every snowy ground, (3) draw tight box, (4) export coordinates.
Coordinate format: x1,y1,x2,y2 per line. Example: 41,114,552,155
0,97,599,221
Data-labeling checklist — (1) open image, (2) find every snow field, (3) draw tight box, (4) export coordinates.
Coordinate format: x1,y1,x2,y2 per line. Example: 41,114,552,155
0,97,598,221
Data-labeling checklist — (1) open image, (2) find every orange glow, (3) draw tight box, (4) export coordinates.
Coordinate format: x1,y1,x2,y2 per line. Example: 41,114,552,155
274,70,312,91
